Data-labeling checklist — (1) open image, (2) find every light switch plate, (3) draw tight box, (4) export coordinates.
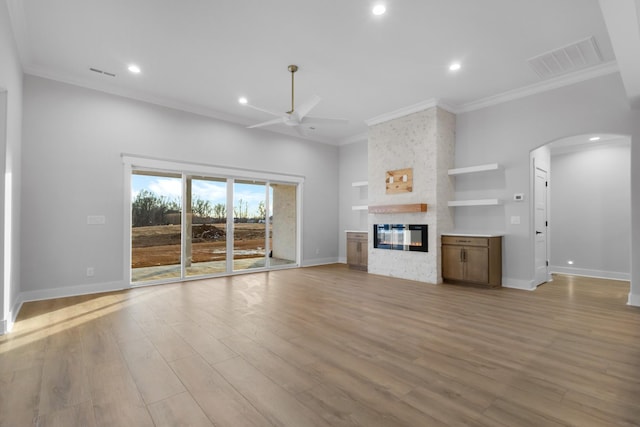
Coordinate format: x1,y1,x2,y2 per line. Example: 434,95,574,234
510,216,521,225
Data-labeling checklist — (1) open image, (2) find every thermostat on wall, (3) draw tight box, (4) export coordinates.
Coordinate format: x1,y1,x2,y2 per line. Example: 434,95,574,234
514,193,524,201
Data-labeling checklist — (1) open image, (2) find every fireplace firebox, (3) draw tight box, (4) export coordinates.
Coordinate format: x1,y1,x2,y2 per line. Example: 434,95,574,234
373,224,428,252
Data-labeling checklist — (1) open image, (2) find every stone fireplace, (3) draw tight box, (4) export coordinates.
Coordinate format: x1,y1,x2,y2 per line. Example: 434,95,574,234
367,105,455,284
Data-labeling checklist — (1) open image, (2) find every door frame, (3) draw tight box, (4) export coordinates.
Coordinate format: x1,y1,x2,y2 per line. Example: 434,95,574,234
530,146,551,287
122,154,304,286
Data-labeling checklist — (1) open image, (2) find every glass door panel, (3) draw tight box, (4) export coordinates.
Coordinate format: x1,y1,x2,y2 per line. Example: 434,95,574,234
269,183,297,266
233,180,266,271
186,176,227,277
131,171,182,283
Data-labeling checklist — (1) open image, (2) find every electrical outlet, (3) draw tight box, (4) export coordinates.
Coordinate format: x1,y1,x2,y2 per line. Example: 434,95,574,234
315,248,320,255
86,267,94,277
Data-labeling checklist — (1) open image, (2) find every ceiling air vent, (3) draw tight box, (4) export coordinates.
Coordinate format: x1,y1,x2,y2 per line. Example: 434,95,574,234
527,36,602,80
89,67,116,77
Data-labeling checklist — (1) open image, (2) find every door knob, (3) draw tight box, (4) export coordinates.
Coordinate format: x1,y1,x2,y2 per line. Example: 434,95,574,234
536,231,542,235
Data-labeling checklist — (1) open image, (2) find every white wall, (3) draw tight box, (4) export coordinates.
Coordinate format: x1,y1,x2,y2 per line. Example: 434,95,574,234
455,72,639,302
338,139,368,262
550,140,631,279
0,0,23,333
20,75,339,299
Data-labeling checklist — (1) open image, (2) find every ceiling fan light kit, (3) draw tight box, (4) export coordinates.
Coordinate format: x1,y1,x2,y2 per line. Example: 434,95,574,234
242,64,348,135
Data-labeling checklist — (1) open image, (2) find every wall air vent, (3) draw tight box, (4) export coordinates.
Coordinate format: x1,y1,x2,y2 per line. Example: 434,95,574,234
89,67,116,77
527,36,602,80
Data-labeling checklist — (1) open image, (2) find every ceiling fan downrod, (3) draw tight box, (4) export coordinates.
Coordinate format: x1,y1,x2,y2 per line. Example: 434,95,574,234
287,64,298,114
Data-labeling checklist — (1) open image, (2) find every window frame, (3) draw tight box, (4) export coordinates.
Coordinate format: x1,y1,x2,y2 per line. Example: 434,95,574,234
122,154,304,287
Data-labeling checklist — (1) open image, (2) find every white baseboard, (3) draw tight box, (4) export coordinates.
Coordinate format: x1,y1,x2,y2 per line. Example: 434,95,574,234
17,280,128,307
1,295,25,334
338,257,347,264
502,278,536,291
3,280,128,334
628,292,640,307
302,257,339,267
550,266,630,281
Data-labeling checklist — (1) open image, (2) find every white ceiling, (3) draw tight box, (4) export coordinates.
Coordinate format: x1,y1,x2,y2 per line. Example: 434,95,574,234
5,0,640,144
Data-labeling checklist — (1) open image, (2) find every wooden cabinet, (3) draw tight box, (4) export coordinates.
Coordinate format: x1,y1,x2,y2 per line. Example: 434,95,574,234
346,232,368,271
442,235,502,287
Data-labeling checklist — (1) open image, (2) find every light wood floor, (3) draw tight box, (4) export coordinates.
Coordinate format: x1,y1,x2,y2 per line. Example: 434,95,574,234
1,265,639,426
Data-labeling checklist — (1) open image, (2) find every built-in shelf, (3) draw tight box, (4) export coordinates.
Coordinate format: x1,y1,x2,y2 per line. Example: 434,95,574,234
351,180,368,212
448,163,501,176
448,199,502,207
368,203,428,214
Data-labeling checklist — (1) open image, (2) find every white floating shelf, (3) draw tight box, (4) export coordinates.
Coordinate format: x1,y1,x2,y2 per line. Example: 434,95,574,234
352,181,368,187
448,199,502,207
448,163,501,176
352,205,368,211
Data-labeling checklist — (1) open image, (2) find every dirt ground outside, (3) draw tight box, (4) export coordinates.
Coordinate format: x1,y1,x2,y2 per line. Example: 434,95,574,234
132,223,268,268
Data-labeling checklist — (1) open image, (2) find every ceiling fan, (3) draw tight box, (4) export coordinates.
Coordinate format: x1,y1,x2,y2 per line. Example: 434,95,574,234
240,65,348,135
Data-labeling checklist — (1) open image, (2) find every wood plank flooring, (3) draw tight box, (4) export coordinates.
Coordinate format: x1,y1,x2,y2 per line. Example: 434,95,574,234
1,265,639,426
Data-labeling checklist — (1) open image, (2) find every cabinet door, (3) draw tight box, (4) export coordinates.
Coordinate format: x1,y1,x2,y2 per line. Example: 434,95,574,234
442,245,464,281
347,238,359,266
359,239,368,267
464,246,489,284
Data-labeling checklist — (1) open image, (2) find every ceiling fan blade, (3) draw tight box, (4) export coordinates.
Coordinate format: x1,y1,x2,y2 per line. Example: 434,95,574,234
294,94,322,120
244,103,284,118
247,117,284,129
301,116,349,126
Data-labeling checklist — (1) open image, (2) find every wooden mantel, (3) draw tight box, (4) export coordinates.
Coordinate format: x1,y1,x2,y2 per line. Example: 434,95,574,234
368,203,428,214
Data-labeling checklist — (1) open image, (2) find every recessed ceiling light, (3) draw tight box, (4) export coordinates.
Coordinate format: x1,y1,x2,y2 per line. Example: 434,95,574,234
589,136,601,141
238,97,248,105
372,4,386,15
449,62,461,71
128,64,141,74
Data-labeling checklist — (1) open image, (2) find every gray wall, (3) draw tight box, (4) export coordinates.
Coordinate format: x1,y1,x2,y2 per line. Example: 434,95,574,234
0,0,23,332
20,75,339,298
455,72,639,301
338,139,367,262
336,73,639,303
550,140,631,279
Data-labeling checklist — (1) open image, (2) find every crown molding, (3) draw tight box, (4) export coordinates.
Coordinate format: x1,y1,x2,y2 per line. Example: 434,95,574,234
24,65,247,124
366,98,437,126
360,61,620,133
457,61,620,113
23,65,343,145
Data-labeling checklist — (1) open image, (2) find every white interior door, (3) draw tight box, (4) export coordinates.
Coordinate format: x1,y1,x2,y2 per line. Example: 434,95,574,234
534,166,549,285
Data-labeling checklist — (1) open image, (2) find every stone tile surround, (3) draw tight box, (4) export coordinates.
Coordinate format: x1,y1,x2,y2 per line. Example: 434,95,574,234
367,106,455,283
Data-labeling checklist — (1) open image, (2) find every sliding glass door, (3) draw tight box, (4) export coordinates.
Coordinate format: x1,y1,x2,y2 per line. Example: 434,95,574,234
129,166,299,285
131,171,182,283
185,176,227,278
233,180,267,271
270,183,297,267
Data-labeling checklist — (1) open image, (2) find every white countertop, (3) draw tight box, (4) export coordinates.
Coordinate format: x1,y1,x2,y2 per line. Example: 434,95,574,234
442,232,504,237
